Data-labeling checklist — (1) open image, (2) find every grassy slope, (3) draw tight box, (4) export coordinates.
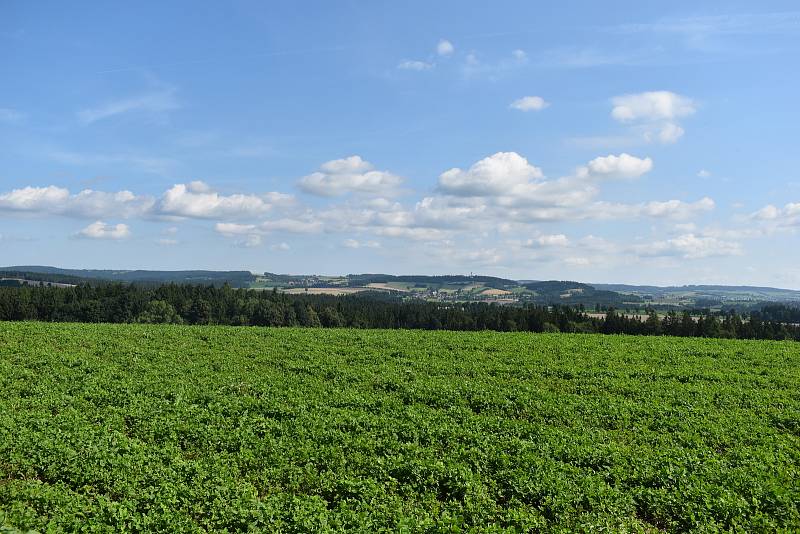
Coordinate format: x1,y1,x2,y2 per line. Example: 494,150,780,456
1,323,798,532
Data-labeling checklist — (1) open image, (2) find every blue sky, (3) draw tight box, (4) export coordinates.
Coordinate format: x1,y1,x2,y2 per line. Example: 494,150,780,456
1,1,799,287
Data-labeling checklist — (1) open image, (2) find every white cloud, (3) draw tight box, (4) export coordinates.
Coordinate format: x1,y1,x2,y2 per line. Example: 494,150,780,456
752,204,780,220
751,202,800,226
159,181,292,219
438,152,544,197
0,182,295,222
77,85,179,124
611,91,696,122
343,238,380,249
260,218,323,233
510,96,549,112
655,122,685,143
526,234,570,247
299,156,403,196
214,217,322,245
397,60,434,71
215,222,257,235
632,233,742,259
611,91,696,144
214,223,263,247
436,152,655,213
76,221,130,240
512,49,527,60
0,185,155,219
2,148,729,267
580,153,653,179
697,169,712,178
374,226,447,241
437,39,454,56
270,242,290,251
591,197,715,220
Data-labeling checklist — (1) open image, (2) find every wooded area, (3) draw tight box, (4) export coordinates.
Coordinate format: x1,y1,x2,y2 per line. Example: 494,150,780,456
1,283,799,341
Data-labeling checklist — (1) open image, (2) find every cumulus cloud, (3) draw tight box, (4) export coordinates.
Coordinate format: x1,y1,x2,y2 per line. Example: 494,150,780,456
1,149,724,264
751,203,800,226
0,182,296,222
76,221,130,240
299,156,403,196
311,151,706,251
0,185,154,219
438,152,544,197
436,152,654,212
158,181,292,219
580,153,653,179
437,39,454,56
611,91,695,122
611,91,696,144
510,96,549,112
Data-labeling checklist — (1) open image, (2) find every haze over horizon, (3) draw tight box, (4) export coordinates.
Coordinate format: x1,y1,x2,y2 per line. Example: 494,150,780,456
2,2,799,288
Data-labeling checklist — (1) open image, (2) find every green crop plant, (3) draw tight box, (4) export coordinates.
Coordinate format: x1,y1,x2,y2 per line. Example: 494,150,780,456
1,322,798,532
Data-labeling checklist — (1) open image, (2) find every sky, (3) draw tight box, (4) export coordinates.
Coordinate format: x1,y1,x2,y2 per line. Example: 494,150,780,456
1,1,799,287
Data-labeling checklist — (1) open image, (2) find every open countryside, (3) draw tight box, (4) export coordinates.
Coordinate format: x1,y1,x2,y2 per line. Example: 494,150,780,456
3,2,800,532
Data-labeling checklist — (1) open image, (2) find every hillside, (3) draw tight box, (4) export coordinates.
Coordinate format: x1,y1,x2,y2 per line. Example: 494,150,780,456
593,283,800,307
5,266,800,310
1,266,256,287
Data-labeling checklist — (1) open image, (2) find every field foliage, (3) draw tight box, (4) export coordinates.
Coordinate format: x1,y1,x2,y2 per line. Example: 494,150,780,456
1,323,799,532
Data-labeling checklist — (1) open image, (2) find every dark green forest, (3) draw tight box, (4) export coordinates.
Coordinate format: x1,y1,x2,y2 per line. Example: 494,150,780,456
1,283,799,341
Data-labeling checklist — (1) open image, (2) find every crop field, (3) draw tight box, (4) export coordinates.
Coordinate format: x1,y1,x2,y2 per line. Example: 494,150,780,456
1,323,799,532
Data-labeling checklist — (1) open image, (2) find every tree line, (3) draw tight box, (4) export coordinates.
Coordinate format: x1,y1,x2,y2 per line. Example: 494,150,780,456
0,283,798,341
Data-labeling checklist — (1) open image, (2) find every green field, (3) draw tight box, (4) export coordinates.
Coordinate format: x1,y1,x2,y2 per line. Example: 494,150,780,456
1,323,799,532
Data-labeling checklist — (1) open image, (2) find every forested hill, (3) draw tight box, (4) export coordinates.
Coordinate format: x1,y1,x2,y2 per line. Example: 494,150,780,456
1,266,256,287
1,282,799,341
5,266,800,309
524,281,642,306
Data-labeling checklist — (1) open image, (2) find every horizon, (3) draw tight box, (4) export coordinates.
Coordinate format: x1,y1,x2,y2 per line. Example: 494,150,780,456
2,2,799,288
4,263,800,292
